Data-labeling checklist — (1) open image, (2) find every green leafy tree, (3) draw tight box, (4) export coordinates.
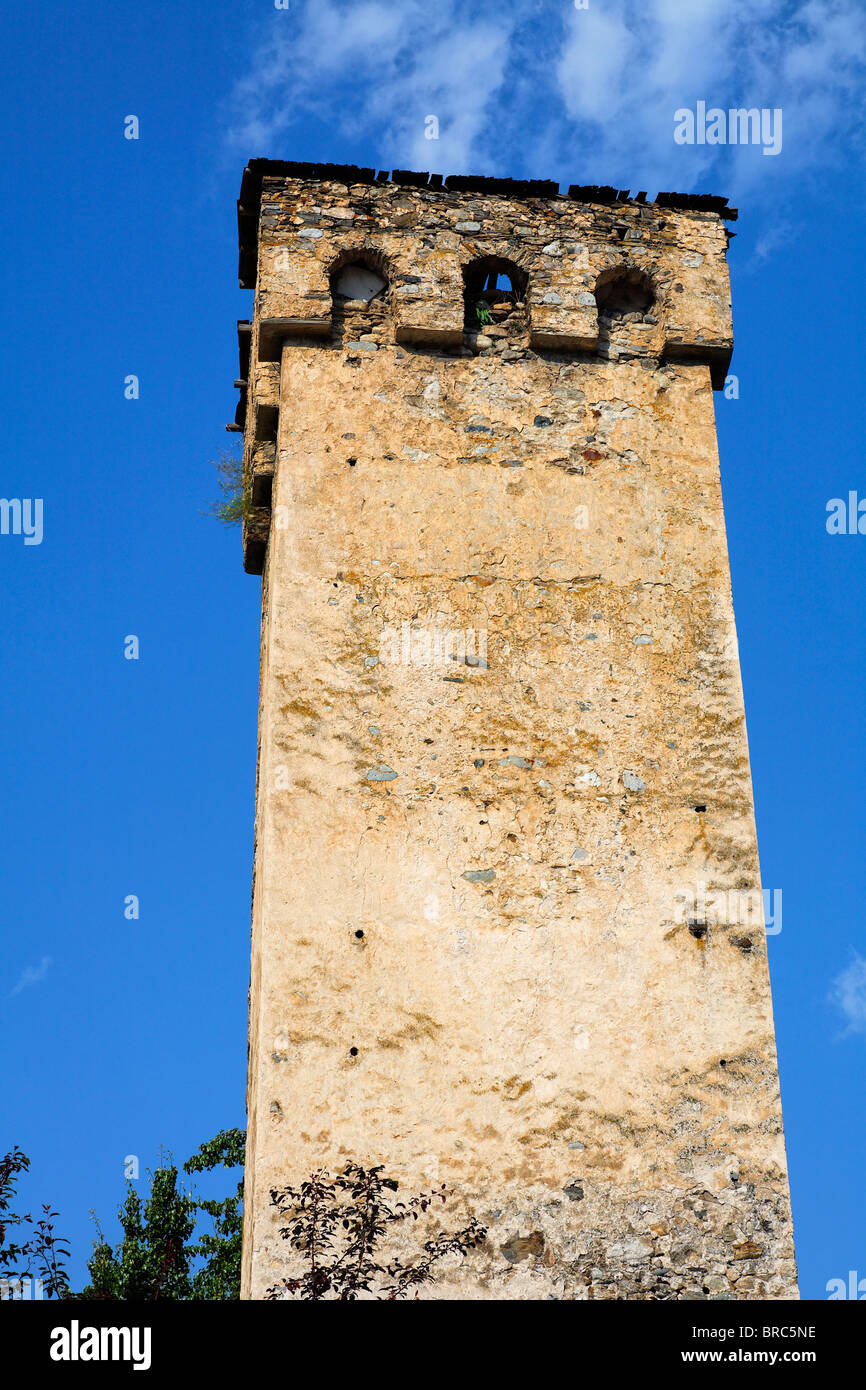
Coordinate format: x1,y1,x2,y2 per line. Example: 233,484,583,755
185,1128,245,1300
0,1147,70,1299
80,1130,245,1301
80,1158,196,1300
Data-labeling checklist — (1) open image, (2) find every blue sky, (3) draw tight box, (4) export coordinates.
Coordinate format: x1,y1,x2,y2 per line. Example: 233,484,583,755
1,0,864,1299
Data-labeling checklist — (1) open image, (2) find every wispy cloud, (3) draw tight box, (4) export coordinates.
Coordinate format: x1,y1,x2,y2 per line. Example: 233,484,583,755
7,955,53,1000
223,0,866,208
747,218,796,270
225,0,515,176
830,954,866,1036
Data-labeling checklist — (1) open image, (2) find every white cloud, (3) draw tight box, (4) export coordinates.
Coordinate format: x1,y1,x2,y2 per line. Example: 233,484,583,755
223,0,866,210
748,219,795,268
830,954,866,1036
556,10,636,125
7,956,53,1000
225,0,520,175
555,0,866,193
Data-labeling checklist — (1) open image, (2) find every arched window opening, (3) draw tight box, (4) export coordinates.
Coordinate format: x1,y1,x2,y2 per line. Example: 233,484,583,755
329,250,391,345
595,267,655,319
594,266,658,365
331,262,388,304
463,256,528,335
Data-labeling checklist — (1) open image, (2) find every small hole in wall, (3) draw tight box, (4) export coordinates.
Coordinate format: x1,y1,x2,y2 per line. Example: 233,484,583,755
354,930,365,940
694,804,707,813
348,458,357,467
688,920,708,940
720,1059,727,1067
349,1047,359,1057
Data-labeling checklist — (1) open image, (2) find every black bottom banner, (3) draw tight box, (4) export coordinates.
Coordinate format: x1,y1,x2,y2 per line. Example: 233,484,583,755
3,1297,853,1378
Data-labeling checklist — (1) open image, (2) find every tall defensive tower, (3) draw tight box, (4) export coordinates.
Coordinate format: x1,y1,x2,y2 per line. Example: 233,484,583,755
233,160,797,1300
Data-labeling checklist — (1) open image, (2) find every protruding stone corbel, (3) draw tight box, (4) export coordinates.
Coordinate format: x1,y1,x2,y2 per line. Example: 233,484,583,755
529,292,599,351
392,294,463,347
258,310,330,361
661,333,733,390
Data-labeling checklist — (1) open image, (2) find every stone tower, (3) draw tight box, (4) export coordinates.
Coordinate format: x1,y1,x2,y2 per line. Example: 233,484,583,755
233,160,797,1300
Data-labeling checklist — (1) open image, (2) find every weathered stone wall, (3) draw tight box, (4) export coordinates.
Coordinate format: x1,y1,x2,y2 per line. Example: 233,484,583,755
237,170,796,1300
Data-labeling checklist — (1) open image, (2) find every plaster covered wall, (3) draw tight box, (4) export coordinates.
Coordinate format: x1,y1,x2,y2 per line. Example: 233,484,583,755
237,171,796,1300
